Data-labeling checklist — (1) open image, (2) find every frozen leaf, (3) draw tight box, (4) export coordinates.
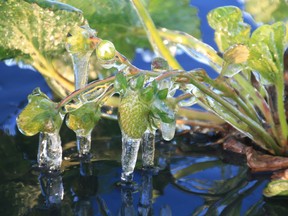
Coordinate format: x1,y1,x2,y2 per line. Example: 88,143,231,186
60,0,201,59
118,90,150,139
248,22,286,84
157,88,168,100
0,0,84,61
135,74,145,90
207,6,251,52
16,88,63,136
66,102,101,136
222,44,249,77
115,73,128,93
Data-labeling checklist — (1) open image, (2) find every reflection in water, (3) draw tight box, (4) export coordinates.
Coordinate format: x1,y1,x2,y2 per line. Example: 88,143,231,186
38,172,64,207
138,169,154,216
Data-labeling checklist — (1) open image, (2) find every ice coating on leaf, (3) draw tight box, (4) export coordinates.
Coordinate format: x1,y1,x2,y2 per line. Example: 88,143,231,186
121,133,141,182
151,57,169,72
207,6,251,52
17,88,63,136
160,120,176,141
118,90,150,139
263,180,288,197
142,130,155,168
38,132,62,171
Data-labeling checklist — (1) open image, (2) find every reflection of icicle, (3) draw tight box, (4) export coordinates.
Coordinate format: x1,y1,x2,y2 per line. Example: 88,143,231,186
121,134,141,182
38,132,62,171
76,134,91,158
138,170,153,216
160,120,176,141
119,187,136,216
160,205,172,216
39,173,64,207
142,130,155,168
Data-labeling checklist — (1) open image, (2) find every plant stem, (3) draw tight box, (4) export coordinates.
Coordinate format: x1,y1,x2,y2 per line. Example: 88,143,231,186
276,79,288,146
130,0,182,70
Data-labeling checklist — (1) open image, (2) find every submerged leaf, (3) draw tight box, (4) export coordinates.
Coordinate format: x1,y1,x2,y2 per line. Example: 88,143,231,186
16,88,63,136
207,6,251,52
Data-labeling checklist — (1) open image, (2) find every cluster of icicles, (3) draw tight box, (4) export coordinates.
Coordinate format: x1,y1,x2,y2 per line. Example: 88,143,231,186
36,25,177,183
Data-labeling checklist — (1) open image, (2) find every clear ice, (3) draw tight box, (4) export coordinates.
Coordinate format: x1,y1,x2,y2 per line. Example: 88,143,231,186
160,120,176,141
141,130,155,168
38,132,62,171
121,133,141,182
76,134,91,157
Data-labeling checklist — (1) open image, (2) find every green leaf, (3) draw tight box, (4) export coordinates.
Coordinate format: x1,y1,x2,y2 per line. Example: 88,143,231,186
135,73,145,90
263,180,288,197
66,102,101,136
114,72,128,93
207,6,251,52
221,44,249,77
16,88,63,136
157,88,168,100
60,0,201,59
152,106,174,123
0,0,84,60
248,22,286,84
140,86,154,103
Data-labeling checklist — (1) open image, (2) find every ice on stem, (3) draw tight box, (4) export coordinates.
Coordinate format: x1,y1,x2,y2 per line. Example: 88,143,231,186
121,133,141,182
38,132,62,171
138,170,153,216
76,134,91,158
142,130,156,168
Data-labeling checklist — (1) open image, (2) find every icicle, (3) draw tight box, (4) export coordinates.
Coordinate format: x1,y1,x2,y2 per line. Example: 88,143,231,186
160,120,176,141
76,133,91,158
141,130,155,168
121,133,141,183
38,132,62,171
138,170,153,216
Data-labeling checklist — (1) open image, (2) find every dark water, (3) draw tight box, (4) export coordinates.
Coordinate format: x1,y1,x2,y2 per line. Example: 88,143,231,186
1,0,288,215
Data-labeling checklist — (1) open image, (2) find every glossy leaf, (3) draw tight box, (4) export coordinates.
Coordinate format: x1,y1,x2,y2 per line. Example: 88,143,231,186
263,180,288,197
207,6,251,52
248,22,286,84
135,74,145,90
114,73,128,93
0,0,84,60
16,88,63,136
60,0,201,59
66,102,101,136
157,88,168,100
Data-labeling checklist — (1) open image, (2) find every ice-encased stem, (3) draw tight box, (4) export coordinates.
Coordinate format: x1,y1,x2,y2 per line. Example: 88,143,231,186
38,132,62,171
138,170,153,216
71,52,93,90
121,134,141,182
142,130,155,168
76,134,91,158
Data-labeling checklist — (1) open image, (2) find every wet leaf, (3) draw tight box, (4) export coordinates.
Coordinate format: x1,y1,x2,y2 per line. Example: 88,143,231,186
66,102,101,136
157,88,168,100
248,22,286,84
114,73,128,93
16,88,63,136
135,74,145,90
207,6,251,52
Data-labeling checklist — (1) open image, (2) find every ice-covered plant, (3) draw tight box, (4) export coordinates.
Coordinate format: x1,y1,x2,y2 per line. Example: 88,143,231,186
2,0,288,187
